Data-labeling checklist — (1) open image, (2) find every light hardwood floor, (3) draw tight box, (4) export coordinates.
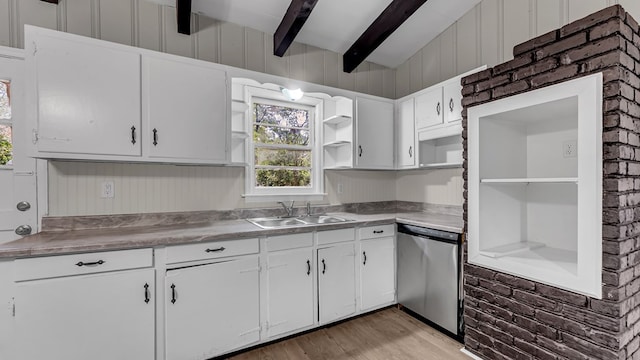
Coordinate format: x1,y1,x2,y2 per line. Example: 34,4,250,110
227,307,470,360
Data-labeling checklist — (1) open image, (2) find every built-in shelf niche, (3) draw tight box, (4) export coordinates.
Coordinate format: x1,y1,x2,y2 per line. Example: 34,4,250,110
323,97,353,169
468,73,603,298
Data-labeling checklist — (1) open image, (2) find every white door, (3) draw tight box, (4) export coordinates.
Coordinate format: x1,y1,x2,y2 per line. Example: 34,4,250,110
0,50,37,244
144,55,228,163
360,237,396,311
14,269,155,360
398,98,416,168
266,248,314,338
165,257,260,360
355,97,394,169
415,87,444,130
318,243,356,324
443,81,463,123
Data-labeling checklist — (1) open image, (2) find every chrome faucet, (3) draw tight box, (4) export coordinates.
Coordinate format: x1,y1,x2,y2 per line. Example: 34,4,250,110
306,201,312,216
277,201,295,217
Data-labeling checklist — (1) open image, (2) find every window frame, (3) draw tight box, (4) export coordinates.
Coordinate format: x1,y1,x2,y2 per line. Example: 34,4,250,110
244,86,324,201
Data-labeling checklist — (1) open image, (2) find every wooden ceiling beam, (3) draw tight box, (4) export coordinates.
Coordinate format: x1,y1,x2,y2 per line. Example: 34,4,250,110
274,0,319,57
40,0,59,4
343,0,428,73
176,0,192,35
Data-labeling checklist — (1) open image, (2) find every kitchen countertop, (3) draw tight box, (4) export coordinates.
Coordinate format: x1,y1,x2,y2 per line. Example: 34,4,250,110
0,211,463,259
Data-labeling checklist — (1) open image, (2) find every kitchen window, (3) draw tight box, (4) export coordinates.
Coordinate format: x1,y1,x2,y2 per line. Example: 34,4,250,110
0,80,12,167
244,86,324,200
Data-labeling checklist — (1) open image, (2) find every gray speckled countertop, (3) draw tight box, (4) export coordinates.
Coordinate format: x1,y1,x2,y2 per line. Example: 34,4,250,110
0,211,462,259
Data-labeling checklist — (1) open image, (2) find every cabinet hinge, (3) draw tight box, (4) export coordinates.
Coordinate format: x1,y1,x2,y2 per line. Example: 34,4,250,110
32,41,37,56
32,129,38,144
11,298,15,317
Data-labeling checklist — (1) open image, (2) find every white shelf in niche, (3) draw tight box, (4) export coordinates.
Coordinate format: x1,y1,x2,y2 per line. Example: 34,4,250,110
467,73,603,299
323,115,351,125
323,140,351,147
232,131,249,139
480,177,578,184
419,162,463,169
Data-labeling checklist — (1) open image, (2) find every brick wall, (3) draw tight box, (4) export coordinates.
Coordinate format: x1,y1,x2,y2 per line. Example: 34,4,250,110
461,5,640,360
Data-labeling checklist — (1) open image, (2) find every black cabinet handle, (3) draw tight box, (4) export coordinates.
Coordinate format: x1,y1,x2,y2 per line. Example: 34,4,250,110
205,247,226,253
306,260,311,276
409,146,412,158
363,251,367,265
131,126,136,145
322,259,326,274
152,128,158,146
170,284,177,304
449,98,454,112
358,145,363,157
373,230,384,234
76,260,105,267
144,283,150,304
436,102,441,115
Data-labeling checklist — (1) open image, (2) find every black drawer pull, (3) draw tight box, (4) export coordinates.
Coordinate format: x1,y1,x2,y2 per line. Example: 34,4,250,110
144,283,150,304
373,230,384,234
306,260,311,276
76,260,105,267
205,247,226,253
363,251,367,265
131,126,136,145
152,128,158,146
170,284,177,304
322,259,326,274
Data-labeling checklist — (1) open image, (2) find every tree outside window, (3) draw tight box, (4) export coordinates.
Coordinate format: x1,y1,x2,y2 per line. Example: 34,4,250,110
0,80,12,166
253,101,313,188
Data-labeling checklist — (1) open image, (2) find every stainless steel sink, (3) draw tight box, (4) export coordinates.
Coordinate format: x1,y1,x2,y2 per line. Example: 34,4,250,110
247,215,352,229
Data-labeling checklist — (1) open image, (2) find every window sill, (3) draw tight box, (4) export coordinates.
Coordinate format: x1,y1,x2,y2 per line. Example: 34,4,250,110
242,193,327,203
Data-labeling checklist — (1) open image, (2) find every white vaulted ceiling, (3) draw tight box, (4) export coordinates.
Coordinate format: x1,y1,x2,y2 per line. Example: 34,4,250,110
145,0,481,68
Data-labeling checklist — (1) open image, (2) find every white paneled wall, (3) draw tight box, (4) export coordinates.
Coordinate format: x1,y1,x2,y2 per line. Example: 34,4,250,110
395,169,465,207
395,0,630,97
0,0,396,98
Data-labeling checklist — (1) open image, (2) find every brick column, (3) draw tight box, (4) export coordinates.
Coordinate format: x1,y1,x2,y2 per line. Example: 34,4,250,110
462,5,640,359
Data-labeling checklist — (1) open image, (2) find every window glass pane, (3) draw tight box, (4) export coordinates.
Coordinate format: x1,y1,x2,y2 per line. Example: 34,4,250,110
0,81,10,120
0,124,13,166
254,103,309,129
256,169,311,187
255,148,311,167
254,125,310,146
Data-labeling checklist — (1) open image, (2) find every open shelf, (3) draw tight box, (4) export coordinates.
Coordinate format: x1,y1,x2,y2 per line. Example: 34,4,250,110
323,115,351,125
419,162,463,169
467,73,603,298
322,97,354,169
323,140,351,147
418,133,462,168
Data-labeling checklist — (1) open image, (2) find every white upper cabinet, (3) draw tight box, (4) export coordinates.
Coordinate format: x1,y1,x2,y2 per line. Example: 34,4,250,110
443,81,463,123
355,97,394,169
397,98,416,168
415,87,443,130
143,55,229,164
26,27,141,157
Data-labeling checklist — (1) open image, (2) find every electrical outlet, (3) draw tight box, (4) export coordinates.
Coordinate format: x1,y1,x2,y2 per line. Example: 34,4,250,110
563,140,577,158
337,183,344,194
101,181,115,199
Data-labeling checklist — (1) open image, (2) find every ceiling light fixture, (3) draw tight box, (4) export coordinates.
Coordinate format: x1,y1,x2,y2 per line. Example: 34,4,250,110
281,87,304,101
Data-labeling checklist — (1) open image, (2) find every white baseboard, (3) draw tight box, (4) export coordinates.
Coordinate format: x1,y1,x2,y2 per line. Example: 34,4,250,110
460,347,483,360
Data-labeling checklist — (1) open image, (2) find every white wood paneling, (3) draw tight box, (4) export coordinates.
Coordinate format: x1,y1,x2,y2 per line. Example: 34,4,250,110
409,51,423,94
439,25,457,81
395,168,464,206
480,0,501,68
422,39,440,89
245,28,265,73
503,0,531,62
567,0,608,23
355,62,370,94
99,0,133,46
136,0,161,51
619,0,640,20
0,0,11,47
16,0,57,47
64,0,92,37
456,7,479,74
323,50,339,88
219,21,245,68
288,42,305,82
395,61,411,98
162,6,193,58
304,45,324,85
535,0,563,36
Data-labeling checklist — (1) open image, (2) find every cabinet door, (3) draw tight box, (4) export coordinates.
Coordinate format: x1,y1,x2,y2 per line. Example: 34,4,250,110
165,257,260,360
266,248,314,338
443,81,463,123
14,269,154,360
318,243,356,323
31,34,141,156
360,237,396,311
355,97,394,169
415,87,443,130
397,98,416,168
144,56,228,163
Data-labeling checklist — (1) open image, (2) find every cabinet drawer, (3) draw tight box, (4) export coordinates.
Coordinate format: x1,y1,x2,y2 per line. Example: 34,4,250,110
317,228,355,245
359,224,395,239
266,233,313,252
14,248,153,281
166,237,259,264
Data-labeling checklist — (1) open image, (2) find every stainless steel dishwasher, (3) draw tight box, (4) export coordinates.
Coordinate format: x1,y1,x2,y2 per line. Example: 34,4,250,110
397,223,463,339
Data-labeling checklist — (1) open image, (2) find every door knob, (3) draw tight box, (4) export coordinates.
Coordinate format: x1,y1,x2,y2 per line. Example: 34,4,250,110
16,201,31,211
15,225,32,236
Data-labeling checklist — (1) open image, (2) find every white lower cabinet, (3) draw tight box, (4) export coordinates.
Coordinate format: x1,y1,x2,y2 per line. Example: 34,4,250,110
317,243,357,323
266,248,314,337
360,237,396,311
164,256,260,360
14,268,155,360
